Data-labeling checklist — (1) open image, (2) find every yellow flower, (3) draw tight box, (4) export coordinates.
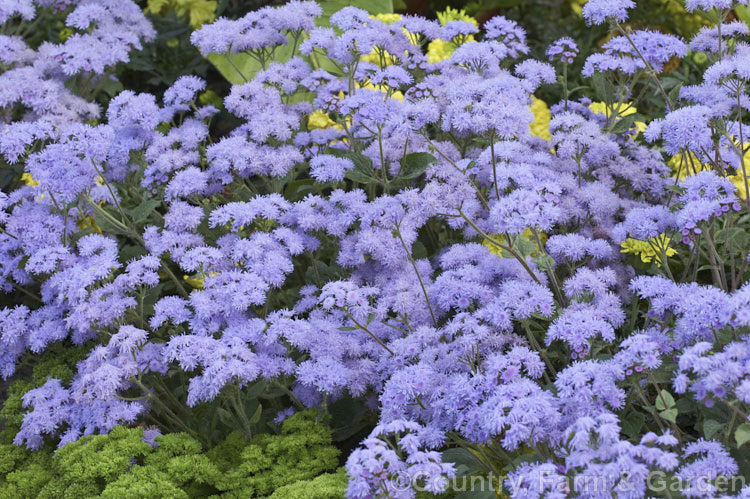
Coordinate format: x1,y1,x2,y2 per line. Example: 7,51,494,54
371,13,402,24
730,172,749,199
484,229,547,258
567,0,586,16
529,97,551,141
307,110,339,130
147,0,217,28
176,0,217,28
359,80,404,101
361,14,419,67
59,27,73,42
199,89,222,108
21,172,39,187
183,271,218,289
361,46,401,68
667,152,709,180
436,7,477,26
426,39,455,64
620,234,676,266
426,8,478,63
668,147,750,199
146,0,170,13
589,101,646,135
77,215,102,235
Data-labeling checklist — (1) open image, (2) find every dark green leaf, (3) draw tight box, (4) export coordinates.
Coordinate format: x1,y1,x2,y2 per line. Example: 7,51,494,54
285,178,316,201
589,72,613,105
621,412,645,440
91,207,129,236
668,82,683,106
442,448,486,476
411,240,428,260
455,476,498,498
397,152,437,180
609,114,638,135
128,199,161,224
703,419,723,440
736,424,750,447
248,402,263,425
328,397,370,441
325,148,378,184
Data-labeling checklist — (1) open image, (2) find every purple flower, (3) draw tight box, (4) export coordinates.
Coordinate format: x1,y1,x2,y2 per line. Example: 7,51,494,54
310,154,354,182
582,0,635,25
547,37,578,64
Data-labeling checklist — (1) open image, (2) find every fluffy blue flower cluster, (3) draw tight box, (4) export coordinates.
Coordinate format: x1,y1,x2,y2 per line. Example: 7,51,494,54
2,0,750,497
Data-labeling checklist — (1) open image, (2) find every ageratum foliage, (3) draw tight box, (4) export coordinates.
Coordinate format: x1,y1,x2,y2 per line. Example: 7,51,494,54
2,0,750,498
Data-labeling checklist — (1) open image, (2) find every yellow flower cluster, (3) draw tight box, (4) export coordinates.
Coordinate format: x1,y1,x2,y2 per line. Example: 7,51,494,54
529,97,551,141
427,7,478,64
21,172,38,187
22,173,105,233
360,13,410,68
668,151,749,199
183,271,218,289
146,0,217,28
307,110,340,130
307,81,404,134
77,215,102,234
484,229,547,258
588,101,646,136
620,234,676,266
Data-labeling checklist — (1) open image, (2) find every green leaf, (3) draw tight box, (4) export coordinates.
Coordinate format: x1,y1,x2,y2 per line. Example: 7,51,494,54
318,0,393,22
703,419,723,440
397,152,437,180
659,408,678,424
609,114,638,135
412,240,428,260
249,402,263,425
455,476,498,499
207,0,393,84
285,178,316,201
127,199,161,224
621,412,646,440
328,397,370,441
736,6,750,26
735,424,750,447
218,408,234,427
325,148,378,184
91,206,129,236
697,264,719,272
668,82,683,105
243,380,269,400
589,73,613,105
442,448,487,477
655,390,676,411
338,326,357,331
674,396,697,414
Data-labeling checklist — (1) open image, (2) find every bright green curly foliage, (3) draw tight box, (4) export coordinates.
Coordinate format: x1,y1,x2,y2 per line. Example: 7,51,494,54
0,345,87,445
268,469,348,499
0,410,342,498
0,346,94,498
210,410,341,496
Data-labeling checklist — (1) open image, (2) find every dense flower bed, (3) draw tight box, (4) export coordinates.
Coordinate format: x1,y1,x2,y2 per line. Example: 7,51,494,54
2,0,750,497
